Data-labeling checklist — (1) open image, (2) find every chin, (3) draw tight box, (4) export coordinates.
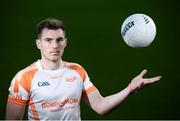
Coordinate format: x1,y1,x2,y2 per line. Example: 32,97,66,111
51,57,60,62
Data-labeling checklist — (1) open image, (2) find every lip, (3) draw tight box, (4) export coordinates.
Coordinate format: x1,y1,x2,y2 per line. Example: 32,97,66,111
50,51,60,55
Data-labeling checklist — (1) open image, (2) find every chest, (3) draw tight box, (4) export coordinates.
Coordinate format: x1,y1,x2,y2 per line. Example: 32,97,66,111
30,70,83,101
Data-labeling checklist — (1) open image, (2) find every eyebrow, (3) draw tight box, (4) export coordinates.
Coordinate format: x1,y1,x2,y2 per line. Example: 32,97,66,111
57,37,64,39
44,37,65,40
44,37,53,40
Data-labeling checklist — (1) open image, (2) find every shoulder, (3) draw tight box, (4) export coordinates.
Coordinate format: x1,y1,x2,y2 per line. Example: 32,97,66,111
63,61,87,80
10,62,38,93
14,62,38,81
64,61,84,70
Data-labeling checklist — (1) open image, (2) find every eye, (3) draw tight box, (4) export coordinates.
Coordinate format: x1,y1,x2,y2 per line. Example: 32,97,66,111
56,37,64,43
44,38,52,42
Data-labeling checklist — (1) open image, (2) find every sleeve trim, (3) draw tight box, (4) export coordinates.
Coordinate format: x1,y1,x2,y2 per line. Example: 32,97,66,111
8,96,28,106
82,86,96,96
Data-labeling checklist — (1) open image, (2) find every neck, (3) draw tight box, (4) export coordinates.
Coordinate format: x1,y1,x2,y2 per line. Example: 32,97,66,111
40,58,63,70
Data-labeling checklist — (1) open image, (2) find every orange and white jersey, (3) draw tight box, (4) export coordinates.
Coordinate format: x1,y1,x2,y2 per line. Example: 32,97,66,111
8,60,96,120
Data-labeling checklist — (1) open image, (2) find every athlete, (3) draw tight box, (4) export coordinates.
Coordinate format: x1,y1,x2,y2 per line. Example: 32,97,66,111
6,18,161,120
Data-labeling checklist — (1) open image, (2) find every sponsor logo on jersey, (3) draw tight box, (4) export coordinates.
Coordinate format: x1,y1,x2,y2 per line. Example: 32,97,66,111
38,81,50,87
42,98,78,108
50,106,75,112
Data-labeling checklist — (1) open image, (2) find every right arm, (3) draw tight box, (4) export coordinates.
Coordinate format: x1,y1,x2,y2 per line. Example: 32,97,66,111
6,68,33,120
6,102,26,120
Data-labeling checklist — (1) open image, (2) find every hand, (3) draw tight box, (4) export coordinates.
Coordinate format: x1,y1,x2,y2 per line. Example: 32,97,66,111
128,69,161,93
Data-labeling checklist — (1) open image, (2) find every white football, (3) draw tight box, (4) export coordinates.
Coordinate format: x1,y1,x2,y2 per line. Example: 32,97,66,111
121,13,156,48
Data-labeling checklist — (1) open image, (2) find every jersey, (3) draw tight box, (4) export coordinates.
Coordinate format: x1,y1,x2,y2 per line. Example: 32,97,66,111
8,60,97,120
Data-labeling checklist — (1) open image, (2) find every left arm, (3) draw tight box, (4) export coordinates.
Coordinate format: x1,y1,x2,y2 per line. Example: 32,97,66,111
82,86,130,115
82,69,161,115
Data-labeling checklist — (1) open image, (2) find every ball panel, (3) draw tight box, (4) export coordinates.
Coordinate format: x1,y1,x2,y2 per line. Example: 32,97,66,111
121,13,156,48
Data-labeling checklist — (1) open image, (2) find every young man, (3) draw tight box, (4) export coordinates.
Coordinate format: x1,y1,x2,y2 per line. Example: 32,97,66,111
6,18,161,120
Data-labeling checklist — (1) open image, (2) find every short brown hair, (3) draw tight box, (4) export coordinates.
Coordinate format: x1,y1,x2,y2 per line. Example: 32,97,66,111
36,18,65,38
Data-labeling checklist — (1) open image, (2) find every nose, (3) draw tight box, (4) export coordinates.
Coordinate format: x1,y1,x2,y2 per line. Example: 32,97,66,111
51,40,59,48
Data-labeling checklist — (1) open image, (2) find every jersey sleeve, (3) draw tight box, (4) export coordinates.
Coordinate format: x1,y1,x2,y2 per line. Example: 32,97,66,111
81,72,97,96
8,69,37,105
66,63,97,96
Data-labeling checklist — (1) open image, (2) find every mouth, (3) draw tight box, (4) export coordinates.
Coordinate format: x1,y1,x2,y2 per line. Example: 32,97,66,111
50,51,60,55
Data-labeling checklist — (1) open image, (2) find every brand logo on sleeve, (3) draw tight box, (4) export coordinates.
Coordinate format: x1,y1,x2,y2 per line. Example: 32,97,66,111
15,94,22,100
65,76,77,82
38,82,50,87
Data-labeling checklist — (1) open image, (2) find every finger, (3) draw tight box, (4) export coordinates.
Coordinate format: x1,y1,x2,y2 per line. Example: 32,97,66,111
144,76,161,84
139,69,147,77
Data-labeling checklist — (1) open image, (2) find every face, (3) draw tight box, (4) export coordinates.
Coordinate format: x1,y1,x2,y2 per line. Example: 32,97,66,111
36,28,67,62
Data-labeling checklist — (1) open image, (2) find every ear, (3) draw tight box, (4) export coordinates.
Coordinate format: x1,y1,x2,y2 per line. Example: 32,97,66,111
64,38,67,48
36,39,41,49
